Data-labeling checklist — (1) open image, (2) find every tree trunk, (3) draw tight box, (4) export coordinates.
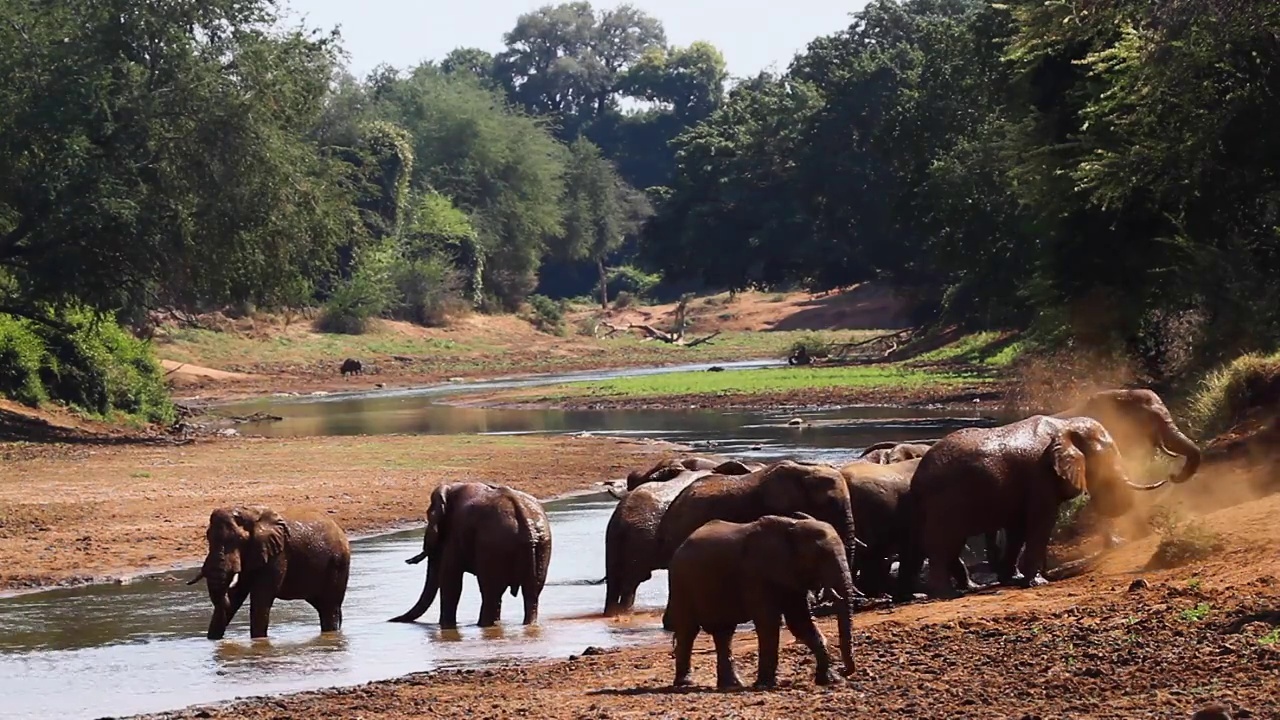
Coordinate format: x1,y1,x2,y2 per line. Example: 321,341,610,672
598,257,608,308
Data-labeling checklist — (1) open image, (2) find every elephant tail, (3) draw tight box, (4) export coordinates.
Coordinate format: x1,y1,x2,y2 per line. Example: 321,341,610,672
514,500,551,599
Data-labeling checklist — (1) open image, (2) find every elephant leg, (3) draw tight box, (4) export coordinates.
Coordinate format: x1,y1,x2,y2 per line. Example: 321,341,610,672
999,522,1028,585
477,577,505,627
309,598,342,633
207,584,251,640
438,568,465,630
948,557,978,592
783,596,834,686
521,577,544,626
673,625,697,687
1014,512,1055,588
924,535,966,600
711,625,744,690
249,585,277,639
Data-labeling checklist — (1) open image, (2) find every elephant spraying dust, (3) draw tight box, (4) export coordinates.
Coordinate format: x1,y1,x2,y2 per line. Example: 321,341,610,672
187,506,350,640
664,513,857,689
390,482,551,629
897,415,1169,599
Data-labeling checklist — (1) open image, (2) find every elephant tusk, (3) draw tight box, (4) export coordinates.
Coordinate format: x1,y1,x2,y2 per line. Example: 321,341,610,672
1155,443,1180,458
227,572,240,590
1125,478,1169,491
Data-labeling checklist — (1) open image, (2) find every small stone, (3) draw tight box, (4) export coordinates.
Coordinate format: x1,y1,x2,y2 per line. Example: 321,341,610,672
787,417,804,426
1191,703,1232,720
582,646,605,656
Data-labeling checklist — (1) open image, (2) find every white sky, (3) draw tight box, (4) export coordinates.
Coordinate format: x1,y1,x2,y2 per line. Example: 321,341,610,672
279,0,869,81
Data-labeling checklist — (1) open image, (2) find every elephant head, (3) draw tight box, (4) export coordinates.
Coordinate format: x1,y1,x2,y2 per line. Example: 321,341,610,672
1046,417,1168,518
391,483,453,623
745,514,856,676
1065,389,1201,485
186,506,288,639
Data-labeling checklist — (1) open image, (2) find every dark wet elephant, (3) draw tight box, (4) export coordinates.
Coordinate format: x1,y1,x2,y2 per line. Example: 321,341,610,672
897,415,1169,599
654,461,859,580
390,482,551,629
603,461,763,616
340,358,362,377
187,506,350,640
837,458,921,596
664,514,856,689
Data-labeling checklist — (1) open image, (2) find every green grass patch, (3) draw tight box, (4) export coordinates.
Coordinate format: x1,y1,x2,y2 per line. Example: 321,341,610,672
158,325,471,368
1185,350,1280,439
909,331,1026,367
527,364,981,402
1179,602,1212,622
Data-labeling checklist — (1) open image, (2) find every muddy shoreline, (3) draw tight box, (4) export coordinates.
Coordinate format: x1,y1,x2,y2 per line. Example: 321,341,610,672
0,433,687,594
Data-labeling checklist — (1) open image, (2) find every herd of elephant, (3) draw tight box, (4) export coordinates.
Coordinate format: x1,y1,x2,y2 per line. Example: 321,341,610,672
184,388,1202,690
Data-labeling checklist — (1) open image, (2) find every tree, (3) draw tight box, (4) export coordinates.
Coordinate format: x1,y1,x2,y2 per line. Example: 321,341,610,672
618,41,727,122
0,0,356,319
558,138,652,306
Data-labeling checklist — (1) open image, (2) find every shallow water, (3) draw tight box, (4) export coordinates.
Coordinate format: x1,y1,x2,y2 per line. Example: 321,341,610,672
0,363,996,719
0,494,668,720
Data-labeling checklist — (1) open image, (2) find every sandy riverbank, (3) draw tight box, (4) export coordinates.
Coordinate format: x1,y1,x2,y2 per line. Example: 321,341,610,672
0,433,685,593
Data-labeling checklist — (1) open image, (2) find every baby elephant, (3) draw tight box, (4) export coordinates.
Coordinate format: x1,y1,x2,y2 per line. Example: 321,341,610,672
664,513,856,689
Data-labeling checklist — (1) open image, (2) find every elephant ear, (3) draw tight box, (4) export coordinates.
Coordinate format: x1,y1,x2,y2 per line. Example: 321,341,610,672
1047,430,1087,500
743,518,806,591
251,509,289,566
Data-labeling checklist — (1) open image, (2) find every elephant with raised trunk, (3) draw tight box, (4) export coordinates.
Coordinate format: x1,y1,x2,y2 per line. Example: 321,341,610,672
654,461,859,580
1053,388,1201,484
187,506,350,640
897,415,1169,599
390,482,551,629
664,513,857,689
603,460,763,616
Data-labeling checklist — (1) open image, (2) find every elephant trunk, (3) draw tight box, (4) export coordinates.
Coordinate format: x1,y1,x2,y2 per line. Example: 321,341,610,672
1159,425,1202,484
390,550,441,623
832,501,860,590
824,558,857,676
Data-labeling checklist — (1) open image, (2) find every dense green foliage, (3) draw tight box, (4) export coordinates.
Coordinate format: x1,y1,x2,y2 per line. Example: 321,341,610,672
646,0,1280,380
0,308,172,422
3,0,1277,415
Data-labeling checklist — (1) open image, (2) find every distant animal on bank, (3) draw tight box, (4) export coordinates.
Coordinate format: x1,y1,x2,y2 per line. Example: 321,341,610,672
187,506,350,640
896,415,1169,600
664,514,856,689
340,358,362,377
390,482,551,629
604,460,762,616
788,346,812,365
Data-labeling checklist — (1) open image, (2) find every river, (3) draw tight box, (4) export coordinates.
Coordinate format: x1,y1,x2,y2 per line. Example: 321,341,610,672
0,362,993,719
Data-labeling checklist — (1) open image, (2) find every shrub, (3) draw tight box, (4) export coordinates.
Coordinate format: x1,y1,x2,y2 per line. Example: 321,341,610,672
390,254,465,327
787,332,832,360
1145,507,1225,570
317,248,396,335
600,265,660,300
0,315,47,406
0,307,173,424
612,290,636,309
525,294,566,335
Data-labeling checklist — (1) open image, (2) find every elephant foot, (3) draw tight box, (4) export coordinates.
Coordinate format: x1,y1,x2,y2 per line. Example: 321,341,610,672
1016,573,1049,589
813,669,840,686
753,677,777,689
998,572,1026,587
673,675,693,688
717,673,745,690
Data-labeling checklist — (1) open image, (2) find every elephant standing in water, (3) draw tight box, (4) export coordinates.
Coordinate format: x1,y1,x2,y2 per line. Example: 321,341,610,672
837,458,921,597
390,482,551,629
655,461,859,578
664,514,857,689
187,506,350,640
603,460,763,616
897,415,1169,599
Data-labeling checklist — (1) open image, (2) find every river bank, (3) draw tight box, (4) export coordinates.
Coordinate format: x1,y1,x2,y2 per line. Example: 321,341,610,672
0,433,681,593
139,487,1280,719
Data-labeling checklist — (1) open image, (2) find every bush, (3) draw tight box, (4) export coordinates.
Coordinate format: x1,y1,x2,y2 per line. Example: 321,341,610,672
1147,518,1225,570
600,265,660,301
787,332,832,360
0,307,173,424
317,247,396,335
525,294,566,335
612,290,636,309
390,254,465,327
0,315,47,406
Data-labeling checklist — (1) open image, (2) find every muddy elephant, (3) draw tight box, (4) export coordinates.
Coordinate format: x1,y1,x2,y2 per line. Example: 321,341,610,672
654,461,859,579
836,458,923,597
897,415,1169,599
390,482,551,629
664,513,856,689
603,461,762,616
187,506,350,640
857,441,934,465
